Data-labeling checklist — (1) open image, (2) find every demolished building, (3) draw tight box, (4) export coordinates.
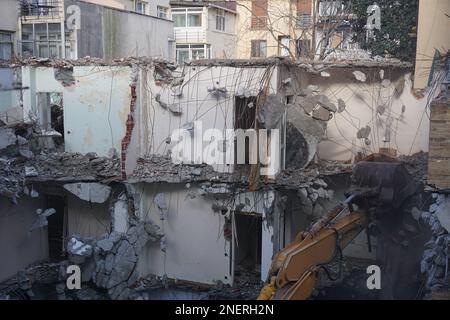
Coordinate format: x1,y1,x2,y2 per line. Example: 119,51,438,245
0,55,446,299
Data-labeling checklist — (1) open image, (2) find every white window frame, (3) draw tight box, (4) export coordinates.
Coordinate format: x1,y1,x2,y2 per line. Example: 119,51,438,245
319,0,345,16
172,8,203,28
0,32,13,60
216,9,225,31
278,36,290,57
176,44,210,64
157,6,168,19
250,40,267,58
135,1,147,14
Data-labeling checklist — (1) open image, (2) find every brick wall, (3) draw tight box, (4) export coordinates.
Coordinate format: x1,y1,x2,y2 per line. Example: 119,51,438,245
121,85,137,180
428,98,450,189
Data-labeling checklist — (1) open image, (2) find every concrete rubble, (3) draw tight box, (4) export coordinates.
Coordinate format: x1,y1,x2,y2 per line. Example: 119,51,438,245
0,123,120,202
91,219,163,300
420,193,450,294
63,183,112,204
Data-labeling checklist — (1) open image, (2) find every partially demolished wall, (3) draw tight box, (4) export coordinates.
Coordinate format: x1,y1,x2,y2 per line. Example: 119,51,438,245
0,57,437,300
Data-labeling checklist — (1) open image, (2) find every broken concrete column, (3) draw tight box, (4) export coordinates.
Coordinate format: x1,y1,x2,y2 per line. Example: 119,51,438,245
91,219,163,300
258,94,286,129
285,103,327,168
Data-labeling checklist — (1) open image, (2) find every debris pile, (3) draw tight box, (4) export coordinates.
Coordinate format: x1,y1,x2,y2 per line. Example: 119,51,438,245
130,155,233,184
0,262,61,300
1,122,122,203
209,267,262,300
399,151,428,185
4,56,176,69
91,219,163,300
420,193,450,294
32,152,120,180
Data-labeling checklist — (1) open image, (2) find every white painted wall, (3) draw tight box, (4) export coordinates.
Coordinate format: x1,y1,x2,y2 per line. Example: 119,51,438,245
132,65,278,174
206,7,236,59
67,194,111,239
284,67,434,161
22,66,132,157
135,183,232,285
0,68,22,125
318,73,430,160
0,196,48,282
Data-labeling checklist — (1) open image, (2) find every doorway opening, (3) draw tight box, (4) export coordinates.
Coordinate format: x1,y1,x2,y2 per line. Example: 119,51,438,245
234,212,262,283
46,195,66,260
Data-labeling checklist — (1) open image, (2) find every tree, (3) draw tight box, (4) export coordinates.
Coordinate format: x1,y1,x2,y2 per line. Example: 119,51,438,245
351,0,418,62
235,0,419,62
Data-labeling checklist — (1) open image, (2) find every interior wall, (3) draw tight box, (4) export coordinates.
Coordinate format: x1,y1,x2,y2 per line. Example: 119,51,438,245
286,67,433,161
133,65,279,174
135,183,232,285
0,68,22,125
0,196,49,282
22,66,132,157
67,194,111,239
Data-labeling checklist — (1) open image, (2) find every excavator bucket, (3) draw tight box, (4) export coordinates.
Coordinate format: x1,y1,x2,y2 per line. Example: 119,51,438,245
351,161,416,208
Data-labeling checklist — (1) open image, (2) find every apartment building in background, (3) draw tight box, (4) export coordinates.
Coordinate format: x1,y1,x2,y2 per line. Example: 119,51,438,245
236,0,315,59
171,1,237,64
17,0,174,60
236,0,357,60
0,1,20,60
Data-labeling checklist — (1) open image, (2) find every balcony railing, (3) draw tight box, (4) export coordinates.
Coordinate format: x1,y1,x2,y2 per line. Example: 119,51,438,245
20,0,63,20
296,13,312,28
250,16,267,30
174,28,207,43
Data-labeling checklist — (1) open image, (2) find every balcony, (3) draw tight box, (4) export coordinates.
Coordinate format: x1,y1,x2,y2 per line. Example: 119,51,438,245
174,28,206,43
20,0,63,21
250,16,267,30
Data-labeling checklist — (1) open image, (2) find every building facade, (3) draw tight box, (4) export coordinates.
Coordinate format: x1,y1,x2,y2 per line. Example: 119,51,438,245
0,0,20,60
236,0,314,59
17,0,174,60
171,1,237,64
235,0,357,60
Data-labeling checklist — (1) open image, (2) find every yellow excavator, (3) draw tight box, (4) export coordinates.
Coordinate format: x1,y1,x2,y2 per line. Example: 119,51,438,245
258,161,415,300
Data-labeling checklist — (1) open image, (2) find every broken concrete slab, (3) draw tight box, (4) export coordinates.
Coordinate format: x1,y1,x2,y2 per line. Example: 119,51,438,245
63,182,111,203
353,70,367,82
285,103,326,168
29,208,56,232
258,94,286,129
0,130,17,151
435,198,450,232
337,98,346,113
67,237,93,258
155,93,182,115
357,125,372,139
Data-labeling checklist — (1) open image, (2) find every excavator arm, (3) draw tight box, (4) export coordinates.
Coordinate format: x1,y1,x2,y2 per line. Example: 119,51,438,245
257,161,415,300
258,196,369,300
